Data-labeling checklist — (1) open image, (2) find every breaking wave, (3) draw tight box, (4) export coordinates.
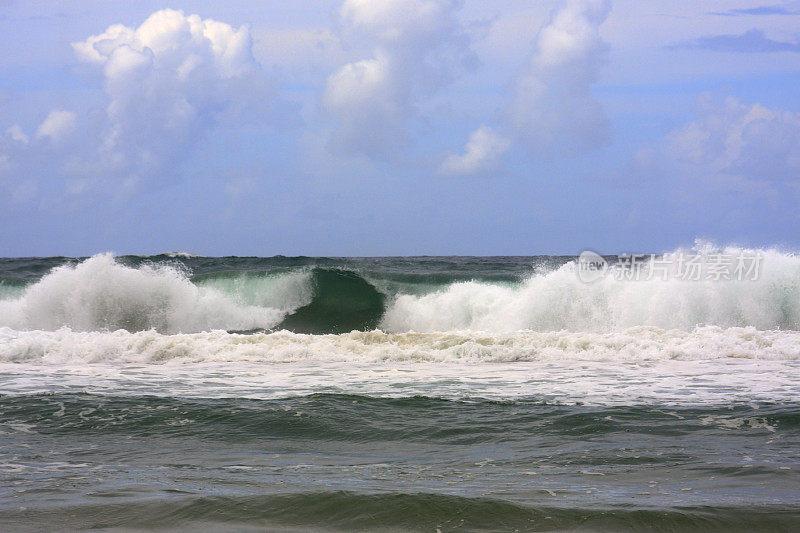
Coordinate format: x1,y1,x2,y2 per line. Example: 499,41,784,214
382,248,800,332
0,247,799,336
0,254,309,334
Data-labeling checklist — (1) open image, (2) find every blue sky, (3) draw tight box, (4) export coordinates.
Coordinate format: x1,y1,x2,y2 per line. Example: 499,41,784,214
1,0,800,256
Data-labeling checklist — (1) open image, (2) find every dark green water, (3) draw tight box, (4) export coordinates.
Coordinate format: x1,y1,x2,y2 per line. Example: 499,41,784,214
1,393,799,532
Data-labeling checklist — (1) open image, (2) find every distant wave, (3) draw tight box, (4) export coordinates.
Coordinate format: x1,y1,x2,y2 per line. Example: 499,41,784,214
163,251,201,259
0,248,799,334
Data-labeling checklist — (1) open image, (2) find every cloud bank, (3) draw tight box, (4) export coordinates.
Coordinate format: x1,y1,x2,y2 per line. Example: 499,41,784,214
2,0,799,253
2,2,614,191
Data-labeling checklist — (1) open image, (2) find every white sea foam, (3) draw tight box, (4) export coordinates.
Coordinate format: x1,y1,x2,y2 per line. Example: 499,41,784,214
0,350,796,406
381,247,800,333
2,251,798,407
163,252,201,258
0,254,312,334
1,326,799,365
1,247,799,335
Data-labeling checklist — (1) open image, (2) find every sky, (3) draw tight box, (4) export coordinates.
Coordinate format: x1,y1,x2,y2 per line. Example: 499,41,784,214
1,0,800,256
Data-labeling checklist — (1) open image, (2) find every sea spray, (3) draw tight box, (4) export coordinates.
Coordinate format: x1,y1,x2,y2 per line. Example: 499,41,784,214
381,248,800,332
1,248,799,334
0,254,309,333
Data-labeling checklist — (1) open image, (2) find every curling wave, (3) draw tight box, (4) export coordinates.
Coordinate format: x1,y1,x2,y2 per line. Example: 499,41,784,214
0,247,799,335
0,254,310,333
0,254,387,335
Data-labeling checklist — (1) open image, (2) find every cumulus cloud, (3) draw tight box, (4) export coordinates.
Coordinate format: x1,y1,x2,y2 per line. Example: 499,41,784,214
323,51,405,154
439,126,510,177
663,95,800,183
618,94,800,231
5,125,29,144
71,9,260,182
509,0,611,151
440,0,611,175
0,8,289,210
74,13,255,76
1,110,83,208
36,110,77,142
323,0,473,156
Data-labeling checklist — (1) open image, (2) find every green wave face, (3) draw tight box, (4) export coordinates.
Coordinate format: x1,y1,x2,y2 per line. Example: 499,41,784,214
277,269,386,334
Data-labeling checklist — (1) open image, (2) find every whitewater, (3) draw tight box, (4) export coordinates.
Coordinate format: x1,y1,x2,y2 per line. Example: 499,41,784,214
2,247,800,335
0,249,799,403
2,250,799,531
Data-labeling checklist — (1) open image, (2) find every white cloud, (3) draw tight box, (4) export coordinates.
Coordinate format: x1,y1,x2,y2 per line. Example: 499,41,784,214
664,95,800,183
72,8,261,180
75,12,255,77
439,126,510,177
72,24,134,65
323,51,405,154
5,125,29,144
323,0,473,156
470,5,550,71
36,110,77,142
341,0,460,48
0,8,284,208
509,0,611,150
439,0,611,175
613,93,800,232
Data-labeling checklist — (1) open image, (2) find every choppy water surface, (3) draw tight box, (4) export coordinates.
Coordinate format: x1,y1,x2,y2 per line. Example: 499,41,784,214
1,252,799,531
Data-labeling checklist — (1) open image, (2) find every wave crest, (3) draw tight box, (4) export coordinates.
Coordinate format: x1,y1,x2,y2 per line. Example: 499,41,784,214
0,254,309,333
1,247,800,335
381,248,800,332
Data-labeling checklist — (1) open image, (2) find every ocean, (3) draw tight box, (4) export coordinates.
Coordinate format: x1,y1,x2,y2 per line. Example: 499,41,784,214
0,251,799,531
